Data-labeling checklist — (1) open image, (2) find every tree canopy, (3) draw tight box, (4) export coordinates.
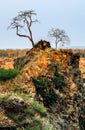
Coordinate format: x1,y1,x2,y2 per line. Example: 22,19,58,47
48,28,70,48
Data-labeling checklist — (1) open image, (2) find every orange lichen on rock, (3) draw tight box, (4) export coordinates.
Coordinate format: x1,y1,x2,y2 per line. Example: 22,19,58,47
50,52,69,71
69,82,76,92
62,54,67,58
51,53,60,61
37,57,48,68
79,58,85,70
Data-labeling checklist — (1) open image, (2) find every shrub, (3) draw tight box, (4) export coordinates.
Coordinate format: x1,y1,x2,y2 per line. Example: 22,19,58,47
24,107,35,116
32,71,66,106
32,77,47,96
32,77,57,106
0,68,19,80
53,72,66,91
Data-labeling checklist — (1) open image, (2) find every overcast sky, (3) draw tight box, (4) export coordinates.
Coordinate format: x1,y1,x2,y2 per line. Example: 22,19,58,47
0,0,85,49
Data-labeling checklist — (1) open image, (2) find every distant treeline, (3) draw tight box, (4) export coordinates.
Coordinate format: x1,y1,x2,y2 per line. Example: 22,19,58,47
0,49,85,58
72,49,85,57
0,49,29,58
80,53,85,57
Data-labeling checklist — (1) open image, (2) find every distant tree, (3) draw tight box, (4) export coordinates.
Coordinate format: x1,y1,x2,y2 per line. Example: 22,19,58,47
8,10,38,47
48,28,70,48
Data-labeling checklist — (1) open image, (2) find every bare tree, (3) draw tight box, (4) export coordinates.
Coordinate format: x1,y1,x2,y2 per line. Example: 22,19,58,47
8,10,38,47
48,28,70,48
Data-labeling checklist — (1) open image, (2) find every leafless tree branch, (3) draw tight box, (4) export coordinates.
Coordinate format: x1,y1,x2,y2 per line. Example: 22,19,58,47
8,10,39,47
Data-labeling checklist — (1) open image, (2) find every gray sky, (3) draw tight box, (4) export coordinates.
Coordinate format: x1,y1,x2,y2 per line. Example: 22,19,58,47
0,0,85,49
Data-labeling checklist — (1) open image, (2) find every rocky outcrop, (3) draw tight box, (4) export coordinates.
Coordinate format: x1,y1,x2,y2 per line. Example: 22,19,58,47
13,42,84,129
0,41,84,130
14,40,51,69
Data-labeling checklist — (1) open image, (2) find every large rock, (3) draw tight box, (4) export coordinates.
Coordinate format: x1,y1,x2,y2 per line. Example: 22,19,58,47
1,43,84,130
1,94,28,113
23,49,84,130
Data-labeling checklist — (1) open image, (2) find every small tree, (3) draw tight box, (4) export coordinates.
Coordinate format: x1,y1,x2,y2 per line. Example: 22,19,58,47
8,10,38,47
48,28,70,48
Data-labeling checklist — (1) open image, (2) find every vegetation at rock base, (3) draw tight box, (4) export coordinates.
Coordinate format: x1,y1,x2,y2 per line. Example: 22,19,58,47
0,94,52,130
30,100,47,116
0,68,20,80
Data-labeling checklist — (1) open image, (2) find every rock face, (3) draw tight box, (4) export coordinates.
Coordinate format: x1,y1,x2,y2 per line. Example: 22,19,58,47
1,94,28,113
13,41,84,130
0,41,84,129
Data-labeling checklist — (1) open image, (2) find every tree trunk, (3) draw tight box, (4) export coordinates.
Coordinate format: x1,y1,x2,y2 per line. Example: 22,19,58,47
28,37,35,47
